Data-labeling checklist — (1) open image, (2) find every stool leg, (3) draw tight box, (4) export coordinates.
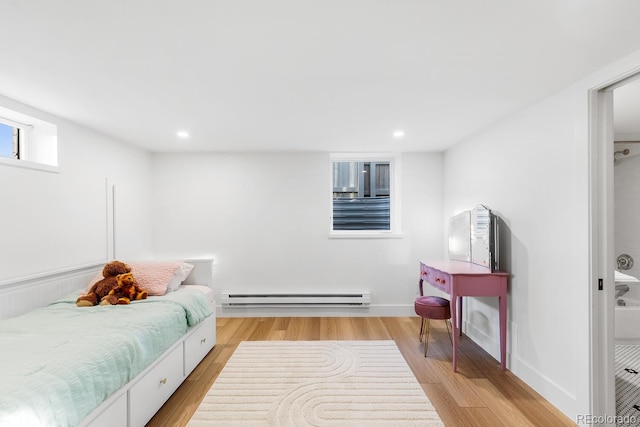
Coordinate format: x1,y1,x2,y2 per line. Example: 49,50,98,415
445,319,453,345
424,318,431,357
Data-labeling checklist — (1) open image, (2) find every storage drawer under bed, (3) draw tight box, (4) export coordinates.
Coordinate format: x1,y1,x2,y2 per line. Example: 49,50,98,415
129,344,184,427
184,314,216,376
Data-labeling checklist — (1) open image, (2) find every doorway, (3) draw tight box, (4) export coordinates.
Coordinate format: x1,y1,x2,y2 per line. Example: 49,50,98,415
591,72,640,423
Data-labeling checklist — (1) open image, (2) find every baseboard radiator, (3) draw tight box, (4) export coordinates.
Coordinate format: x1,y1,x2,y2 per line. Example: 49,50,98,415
221,292,371,307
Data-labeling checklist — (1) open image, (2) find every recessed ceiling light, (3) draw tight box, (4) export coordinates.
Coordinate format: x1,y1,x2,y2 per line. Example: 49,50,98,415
176,131,189,139
393,130,405,138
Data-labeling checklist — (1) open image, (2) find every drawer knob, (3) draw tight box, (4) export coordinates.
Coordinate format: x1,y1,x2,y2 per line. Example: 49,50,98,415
201,338,207,344
160,378,167,385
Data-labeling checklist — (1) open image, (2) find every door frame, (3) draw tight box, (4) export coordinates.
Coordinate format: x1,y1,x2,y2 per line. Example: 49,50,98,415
589,70,640,422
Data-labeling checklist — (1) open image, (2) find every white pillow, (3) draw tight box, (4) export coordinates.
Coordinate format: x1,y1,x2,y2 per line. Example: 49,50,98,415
167,262,195,292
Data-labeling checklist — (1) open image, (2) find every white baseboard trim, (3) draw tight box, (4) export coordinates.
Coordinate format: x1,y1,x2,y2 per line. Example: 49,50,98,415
464,318,576,421
509,355,577,422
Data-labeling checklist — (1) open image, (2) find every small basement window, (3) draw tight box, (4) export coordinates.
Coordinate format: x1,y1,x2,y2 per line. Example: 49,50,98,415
330,153,402,237
0,120,22,160
0,107,58,172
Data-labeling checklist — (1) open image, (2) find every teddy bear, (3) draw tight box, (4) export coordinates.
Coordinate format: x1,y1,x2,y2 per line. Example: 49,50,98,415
103,272,148,305
76,260,132,307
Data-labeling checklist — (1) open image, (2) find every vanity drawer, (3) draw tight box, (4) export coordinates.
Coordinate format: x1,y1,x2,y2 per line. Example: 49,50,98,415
420,265,436,282
433,271,451,292
421,265,451,293
184,314,216,376
129,344,183,427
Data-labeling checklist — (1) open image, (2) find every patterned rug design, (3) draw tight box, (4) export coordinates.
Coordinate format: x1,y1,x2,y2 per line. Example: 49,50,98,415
188,340,443,426
615,345,640,426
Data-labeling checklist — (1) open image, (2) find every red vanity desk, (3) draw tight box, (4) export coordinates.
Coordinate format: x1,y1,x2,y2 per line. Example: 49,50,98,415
419,260,509,372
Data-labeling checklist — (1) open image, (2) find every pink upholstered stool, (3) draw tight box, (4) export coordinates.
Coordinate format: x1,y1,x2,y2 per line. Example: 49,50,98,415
414,296,452,357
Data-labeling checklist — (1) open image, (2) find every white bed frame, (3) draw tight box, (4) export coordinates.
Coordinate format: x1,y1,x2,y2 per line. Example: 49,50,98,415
0,259,216,427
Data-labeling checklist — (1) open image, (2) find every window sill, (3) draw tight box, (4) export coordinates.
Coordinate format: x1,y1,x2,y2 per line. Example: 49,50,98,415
329,231,404,239
0,156,59,173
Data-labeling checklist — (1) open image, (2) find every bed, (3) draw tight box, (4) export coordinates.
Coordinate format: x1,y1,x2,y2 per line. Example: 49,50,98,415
0,259,217,427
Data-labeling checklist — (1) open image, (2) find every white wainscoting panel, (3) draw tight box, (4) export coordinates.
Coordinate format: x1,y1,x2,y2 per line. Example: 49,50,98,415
0,264,101,320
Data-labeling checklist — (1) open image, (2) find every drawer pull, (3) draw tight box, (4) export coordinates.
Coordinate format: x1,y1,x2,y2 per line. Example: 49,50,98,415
160,378,167,385
201,338,207,344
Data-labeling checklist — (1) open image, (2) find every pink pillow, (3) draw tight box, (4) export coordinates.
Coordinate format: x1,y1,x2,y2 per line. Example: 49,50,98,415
86,261,188,296
129,262,182,296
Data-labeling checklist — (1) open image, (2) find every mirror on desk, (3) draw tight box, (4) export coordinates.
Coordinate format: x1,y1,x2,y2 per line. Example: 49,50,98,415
448,210,471,262
448,205,500,272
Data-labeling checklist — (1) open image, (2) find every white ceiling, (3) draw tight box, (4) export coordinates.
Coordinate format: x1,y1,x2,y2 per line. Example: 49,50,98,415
2,1,640,153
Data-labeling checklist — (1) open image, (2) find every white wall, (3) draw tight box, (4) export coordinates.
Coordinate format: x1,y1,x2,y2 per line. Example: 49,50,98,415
444,91,582,416
443,48,640,421
151,151,443,315
0,94,154,283
614,145,640,279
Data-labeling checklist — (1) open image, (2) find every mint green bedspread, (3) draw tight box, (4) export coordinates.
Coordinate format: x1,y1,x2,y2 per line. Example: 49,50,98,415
0,288,213,427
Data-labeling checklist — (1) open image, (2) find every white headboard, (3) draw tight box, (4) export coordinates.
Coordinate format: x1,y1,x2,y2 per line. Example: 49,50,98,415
183,258,214,288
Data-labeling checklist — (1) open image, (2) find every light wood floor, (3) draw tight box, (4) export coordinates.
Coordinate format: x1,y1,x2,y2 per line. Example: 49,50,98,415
147,317,577,426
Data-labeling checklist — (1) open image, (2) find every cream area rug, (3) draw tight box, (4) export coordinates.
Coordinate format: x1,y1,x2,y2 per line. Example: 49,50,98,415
188,340,443,426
